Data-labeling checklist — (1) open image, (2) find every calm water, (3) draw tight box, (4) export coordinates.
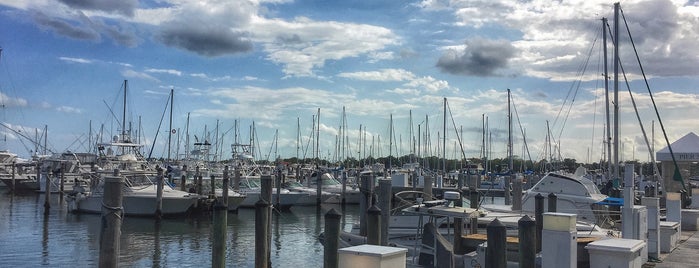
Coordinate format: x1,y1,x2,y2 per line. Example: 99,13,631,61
0,189,360,267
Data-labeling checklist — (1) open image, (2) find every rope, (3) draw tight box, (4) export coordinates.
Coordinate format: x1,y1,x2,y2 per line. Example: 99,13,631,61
101,202,124,220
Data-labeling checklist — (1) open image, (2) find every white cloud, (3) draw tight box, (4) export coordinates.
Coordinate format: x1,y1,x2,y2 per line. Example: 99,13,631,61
56,105,82,114
146,68,182,76
338,69,415,82
121,69,159,82
0,92,28,107
58,56,93,64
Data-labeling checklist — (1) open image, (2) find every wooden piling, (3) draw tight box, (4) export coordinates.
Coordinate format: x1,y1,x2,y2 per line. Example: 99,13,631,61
43,168,50,213
210,174,216,196
518,215,536,268
323,208,342,268
99,169,123,267
222,166,229,208
504,175,511,205
378,179,391,246
180,165,187,192
316,169,323,206
512,177,522,211
470,189,479,234
155,166,164,220
196,166,203,195
11,161,15,193
341,171,347,206
212,202,227,268
486,218,507,268
275,169,281,208
367,205,381,245
535,193,544,253
423,176,433,200
261,174,273,204
59,162,65,199
234,167,241,192
359,173,373,236
254,199,271,268
548,192,557,212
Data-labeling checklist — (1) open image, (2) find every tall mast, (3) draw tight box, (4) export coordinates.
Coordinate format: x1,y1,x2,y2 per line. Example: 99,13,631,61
507,89,513,173
122,80,127,141
442,98,447,177
167,88,173,161
316,108,320,161
613,3,620,180
389,113,393,169
185,113,190,160
603,17,612,181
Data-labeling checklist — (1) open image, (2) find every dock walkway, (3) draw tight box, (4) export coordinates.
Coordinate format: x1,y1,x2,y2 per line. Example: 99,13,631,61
648,230,699,268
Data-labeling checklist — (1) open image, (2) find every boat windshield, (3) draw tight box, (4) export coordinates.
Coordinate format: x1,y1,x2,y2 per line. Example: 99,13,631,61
579,177,602,195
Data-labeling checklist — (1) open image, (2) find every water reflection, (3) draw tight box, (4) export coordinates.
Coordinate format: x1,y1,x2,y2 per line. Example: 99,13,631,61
0,189,361,267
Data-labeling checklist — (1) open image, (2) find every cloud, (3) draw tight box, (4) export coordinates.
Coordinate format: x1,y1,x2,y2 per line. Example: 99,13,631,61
436,37,516,76
0,92,28,107
338,69,415,82
121,69,159,82
155,1,256,57
146,68,182,76
56,105,82,114
32,11,100,41
255,17,399,77
58,0,137,17
159,27,254,57
59,57,92,64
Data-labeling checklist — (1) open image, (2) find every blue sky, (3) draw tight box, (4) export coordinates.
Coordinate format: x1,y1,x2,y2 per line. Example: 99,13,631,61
0,0,698,165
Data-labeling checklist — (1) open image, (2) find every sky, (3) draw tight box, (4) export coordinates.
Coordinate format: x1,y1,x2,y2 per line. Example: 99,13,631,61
0,0,698,165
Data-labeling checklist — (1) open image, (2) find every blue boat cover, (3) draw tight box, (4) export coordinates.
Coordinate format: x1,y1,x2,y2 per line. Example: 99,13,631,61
597,196,623,206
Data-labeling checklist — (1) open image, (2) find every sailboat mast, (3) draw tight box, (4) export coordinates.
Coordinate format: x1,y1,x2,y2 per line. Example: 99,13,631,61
613,3,620,181
167,88,173,161
122,80,127,141
442,98,447,178
603,17,612,181
507,89,513,172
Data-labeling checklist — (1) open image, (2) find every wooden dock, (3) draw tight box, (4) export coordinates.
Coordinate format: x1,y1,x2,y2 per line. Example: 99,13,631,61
647,230,699,267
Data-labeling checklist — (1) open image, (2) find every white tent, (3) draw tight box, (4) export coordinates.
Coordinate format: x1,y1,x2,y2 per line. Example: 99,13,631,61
656,132,699,192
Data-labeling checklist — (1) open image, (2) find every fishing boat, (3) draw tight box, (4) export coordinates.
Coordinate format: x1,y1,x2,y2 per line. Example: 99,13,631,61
282,180,342,205
307,172,361,204
67,171,200,216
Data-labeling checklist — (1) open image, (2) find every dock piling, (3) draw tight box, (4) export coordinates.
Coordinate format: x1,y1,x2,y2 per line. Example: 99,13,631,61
378,179,391,246
486,218,507,268
99,169,123,267
222,166,229,208
180,165,187,192
535,193,544,253
367,205,381,245
323,208,342,268
518,215,536,268
254,199,271,268
156,166,164,220
548,192,557,212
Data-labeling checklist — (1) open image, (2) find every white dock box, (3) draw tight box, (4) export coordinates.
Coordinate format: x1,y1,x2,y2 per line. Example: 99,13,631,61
659,221,680,253
585,238,645,268
681,209,699,231
338,244,407,268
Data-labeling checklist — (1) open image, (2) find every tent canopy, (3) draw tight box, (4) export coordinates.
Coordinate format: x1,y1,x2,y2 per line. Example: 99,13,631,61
656,132,699,162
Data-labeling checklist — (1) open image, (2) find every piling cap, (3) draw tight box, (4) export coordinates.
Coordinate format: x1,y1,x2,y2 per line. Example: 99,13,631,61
368,205,382,215
487,218,505,228
518,215,535,226
325,208,342,219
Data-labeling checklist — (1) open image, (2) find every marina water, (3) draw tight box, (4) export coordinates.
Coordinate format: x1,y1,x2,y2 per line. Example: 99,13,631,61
0,188,360,267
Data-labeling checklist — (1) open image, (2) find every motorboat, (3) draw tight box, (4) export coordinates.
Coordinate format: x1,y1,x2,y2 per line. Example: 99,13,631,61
67,171,201,216
282,180,341,205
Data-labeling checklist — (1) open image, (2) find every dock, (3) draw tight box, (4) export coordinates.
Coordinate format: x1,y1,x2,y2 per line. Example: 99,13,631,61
648,229,699,267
